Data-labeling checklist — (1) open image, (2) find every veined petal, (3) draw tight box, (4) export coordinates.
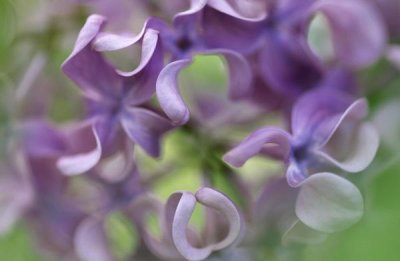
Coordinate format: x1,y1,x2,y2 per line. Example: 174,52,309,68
295,173,364,233
156,59,192,125
223,127,291,167
57,125,102,176
312,0,386,68
120,107,173,157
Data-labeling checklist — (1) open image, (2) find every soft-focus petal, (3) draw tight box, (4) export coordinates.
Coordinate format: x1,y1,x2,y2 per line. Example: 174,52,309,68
372,99,400,151
386,45,400,70
156,59,192,125
286,161,307,188
120,107,173,157
295,172,364,233
223,127,291,167
57,125,102,176
75,217,113,261
313,0,386,68
259,33,323,98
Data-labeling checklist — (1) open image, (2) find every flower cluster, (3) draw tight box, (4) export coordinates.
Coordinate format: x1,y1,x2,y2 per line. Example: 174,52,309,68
2,0,399,260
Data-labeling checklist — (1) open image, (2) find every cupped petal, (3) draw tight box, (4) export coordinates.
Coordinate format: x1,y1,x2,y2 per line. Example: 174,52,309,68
120,107,173,157
317,122,379,173
62,14,121,99
223,127,291,167
295,172,364,233
312,0,386,68
198,49,252,100
57,124,102,176
156,59,192,125
74,216,113,261
315,98,377,172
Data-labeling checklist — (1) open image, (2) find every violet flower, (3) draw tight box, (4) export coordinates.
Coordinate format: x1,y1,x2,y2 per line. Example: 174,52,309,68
149,0,252,125
128,187,244,261
62,15,174,175
223,88,379,187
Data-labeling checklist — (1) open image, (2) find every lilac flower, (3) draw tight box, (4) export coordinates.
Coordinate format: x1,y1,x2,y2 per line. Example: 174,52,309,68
203,0,386,103
128,187,244,261
62,15,174,174
149,0,252,125
223,88,379,187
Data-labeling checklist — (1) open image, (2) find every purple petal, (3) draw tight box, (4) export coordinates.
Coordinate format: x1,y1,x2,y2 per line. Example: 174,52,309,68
75,217,113,261
22,120,67,157
259,33,323,97
223,127,291,167
372,99,400,151
312,0,386,68
207,0,267,21
316,99,378,172
202,7,263,53
169,188,243,261
291,88,354,142
62,15,121,100
295,172,363,233
120,107,173,157
57,123,102,176
156,59,192,125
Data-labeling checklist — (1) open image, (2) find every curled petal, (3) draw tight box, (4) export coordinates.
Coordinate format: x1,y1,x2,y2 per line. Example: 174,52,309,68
199,49,252,100
62,15,120,99
313,0,386,68
318,122,379,173
223,127,291,167
120,108,173,157
156,59,192,125
317,99,378,172
75,217,113,261
57,125,102,175
93,33,142,52
295,173,364,233
207,0,267,21
170,188,243,261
